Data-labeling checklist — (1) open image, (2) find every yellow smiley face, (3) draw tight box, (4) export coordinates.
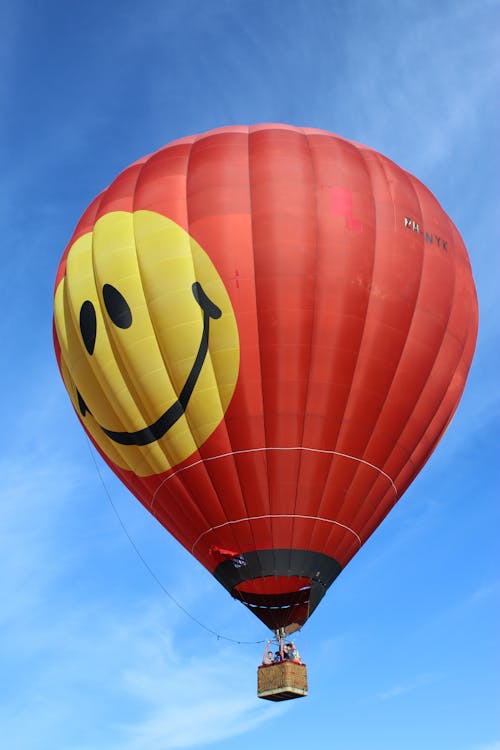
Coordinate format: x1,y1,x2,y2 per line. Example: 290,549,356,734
54,210,240,477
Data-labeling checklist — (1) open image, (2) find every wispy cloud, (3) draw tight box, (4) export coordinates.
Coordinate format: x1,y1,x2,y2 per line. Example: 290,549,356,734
0,377,279,750
111,648,282,750
334,1,500,177
376,673,438,701
1,597,280,750
468,580,500,605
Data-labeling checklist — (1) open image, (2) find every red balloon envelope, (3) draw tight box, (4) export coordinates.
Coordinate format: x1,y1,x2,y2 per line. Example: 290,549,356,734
53,124,478,633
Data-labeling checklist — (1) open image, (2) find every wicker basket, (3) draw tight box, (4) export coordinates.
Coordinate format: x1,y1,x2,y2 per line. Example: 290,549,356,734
257,661,308,701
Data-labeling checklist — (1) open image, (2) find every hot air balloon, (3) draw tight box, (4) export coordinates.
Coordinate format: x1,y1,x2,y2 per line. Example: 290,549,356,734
53,124,477,700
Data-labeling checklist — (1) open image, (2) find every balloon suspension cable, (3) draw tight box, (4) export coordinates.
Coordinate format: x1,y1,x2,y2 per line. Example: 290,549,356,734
275,628,284,660
86,437,265,645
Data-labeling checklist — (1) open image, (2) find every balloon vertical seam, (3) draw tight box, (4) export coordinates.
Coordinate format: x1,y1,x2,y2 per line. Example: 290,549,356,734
181,133,243,554
289,130,321,562
324,151,420,555
247,127,273,550
352,166,458,547
312,140,378,537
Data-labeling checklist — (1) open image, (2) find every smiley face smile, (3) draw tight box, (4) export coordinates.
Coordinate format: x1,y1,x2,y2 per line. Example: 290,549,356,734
54,210,239,477
77,281,222,447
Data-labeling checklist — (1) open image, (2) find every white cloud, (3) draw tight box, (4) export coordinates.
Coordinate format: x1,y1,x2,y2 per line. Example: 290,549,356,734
468,580,500,605
335,1,500,178
376,673,437,701
112,648,282,750
1,598,280,750
0,376,280,750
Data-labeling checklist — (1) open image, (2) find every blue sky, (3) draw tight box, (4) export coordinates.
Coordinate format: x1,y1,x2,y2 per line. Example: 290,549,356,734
1,0,499,748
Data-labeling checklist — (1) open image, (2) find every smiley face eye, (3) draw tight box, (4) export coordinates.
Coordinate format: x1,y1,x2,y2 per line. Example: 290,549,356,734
80,300,97,355
103,284,132,329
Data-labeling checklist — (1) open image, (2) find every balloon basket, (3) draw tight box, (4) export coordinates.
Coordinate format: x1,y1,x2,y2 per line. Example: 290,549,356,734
257,661,308,701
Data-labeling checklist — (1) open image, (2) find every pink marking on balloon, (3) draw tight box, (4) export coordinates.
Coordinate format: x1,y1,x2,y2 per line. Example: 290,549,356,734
330,187,363,231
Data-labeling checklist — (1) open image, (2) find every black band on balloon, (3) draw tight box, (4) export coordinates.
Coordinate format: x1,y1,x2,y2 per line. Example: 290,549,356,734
214,548,342,627
214,548,342,591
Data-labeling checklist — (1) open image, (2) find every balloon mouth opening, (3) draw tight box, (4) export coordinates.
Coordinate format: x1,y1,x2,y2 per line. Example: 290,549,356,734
233,576,313,631
235,576,311,597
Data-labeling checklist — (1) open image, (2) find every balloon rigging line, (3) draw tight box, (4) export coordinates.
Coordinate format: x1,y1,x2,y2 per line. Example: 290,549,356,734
191,514,362,553
152,445,397,506
85,438,265,646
